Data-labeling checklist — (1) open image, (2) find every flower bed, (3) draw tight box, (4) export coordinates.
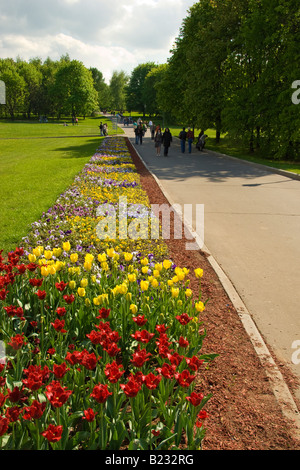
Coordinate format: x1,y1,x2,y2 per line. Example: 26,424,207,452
0,136,215,450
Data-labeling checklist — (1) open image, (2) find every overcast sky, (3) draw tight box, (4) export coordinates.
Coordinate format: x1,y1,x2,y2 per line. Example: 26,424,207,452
0,0,196,82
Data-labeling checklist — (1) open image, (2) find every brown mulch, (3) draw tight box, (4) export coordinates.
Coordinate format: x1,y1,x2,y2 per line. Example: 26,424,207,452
126,137,300,451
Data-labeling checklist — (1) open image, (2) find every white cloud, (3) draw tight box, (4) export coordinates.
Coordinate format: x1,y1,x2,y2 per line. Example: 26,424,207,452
0,0,195,81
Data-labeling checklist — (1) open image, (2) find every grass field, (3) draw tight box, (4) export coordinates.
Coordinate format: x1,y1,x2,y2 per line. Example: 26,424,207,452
0,115,120,253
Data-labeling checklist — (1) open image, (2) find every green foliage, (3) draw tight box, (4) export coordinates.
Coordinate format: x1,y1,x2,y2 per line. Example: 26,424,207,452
126,63,156,114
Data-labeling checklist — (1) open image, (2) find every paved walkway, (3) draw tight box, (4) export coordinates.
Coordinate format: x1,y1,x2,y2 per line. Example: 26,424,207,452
120,122,300,399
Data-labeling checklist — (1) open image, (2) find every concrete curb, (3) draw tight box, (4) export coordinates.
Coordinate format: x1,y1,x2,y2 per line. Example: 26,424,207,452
127,136,300,440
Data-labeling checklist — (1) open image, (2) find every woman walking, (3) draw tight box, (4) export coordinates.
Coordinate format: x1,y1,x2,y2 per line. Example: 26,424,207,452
154,128,163,156
162,128,172,156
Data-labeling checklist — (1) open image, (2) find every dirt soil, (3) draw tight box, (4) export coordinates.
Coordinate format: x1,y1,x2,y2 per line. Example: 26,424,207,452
126,137,300,451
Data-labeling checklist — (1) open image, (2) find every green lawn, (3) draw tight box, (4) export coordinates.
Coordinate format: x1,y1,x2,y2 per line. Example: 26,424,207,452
0,116,120,254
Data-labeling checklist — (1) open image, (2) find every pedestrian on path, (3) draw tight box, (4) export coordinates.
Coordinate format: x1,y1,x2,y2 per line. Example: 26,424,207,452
187,127,194,153
99,122,103,136
136,124,144,145
154,128,163,156
162,128,172,157
179,127,187,153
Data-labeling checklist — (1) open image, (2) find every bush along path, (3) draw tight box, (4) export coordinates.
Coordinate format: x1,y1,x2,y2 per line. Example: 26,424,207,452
0,136,216,451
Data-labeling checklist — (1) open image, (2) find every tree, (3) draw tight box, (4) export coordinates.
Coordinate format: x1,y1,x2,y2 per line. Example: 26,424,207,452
143,64,166,117
90,67,111,110
52,60,98,118
17,60,42,119
0,60,26,120
126,63,156,115
109,71,128,112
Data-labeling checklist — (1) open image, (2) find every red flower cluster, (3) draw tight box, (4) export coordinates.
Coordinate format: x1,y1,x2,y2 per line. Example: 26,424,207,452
22,365,50,391
87,321,121,358
175,313,193,325
51,319,67,334
131,345,152,368
90,384,112,404
41,424,63,443
8,333,27,351
131,329,155,344
45,380,72,408
65,349,99,370
104,361,124,383
23,400,46,420
4,305,25,321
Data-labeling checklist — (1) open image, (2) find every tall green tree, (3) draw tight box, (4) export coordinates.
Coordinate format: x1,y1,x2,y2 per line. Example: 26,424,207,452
0,59,26,120
17,60,43,119
90,67,111,110
126,63,156,115
52,60,98,118
109,71,128,112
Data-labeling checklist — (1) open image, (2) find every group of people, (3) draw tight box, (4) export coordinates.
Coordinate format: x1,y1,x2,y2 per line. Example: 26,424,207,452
153,125,172,157
178,127,207,153
99,122,108,136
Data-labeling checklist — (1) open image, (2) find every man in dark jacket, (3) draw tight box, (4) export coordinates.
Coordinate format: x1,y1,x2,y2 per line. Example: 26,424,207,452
162,128,172,156
179,127,187,153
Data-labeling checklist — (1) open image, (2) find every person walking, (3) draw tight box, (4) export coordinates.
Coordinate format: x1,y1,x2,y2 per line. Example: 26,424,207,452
137,124,144,145
162,128,172,157
179,127,187,153
154,128,163,156
187,127,194,153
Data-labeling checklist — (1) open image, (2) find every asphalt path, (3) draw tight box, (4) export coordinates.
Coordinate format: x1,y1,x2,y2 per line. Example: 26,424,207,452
120,123,300,399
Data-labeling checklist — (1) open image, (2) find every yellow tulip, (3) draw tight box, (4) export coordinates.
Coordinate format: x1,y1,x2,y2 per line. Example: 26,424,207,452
185,288,193,297
44,250,53,260
69,281,76,290
84,261,92,271
142,266,149,274
140,257,148,266
63,241,71,252
194,268,204,279
101,262,109,271
40,266,49,277
98,253,107,262
53,247,62,258
195,301,205,312
124,252,133,262
28,254,36,263
80,278,88,288
85,298,91,307
153,269,160,278
93,296,101,306
77,287,86,297
171,287,179,298
128,273,136,283
32,246,43,257
130,304,138,315
163,259,172,269
106,248,115,258
48,265,56,275
140,280,149,292
70,253,78,263
151,278,159,288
